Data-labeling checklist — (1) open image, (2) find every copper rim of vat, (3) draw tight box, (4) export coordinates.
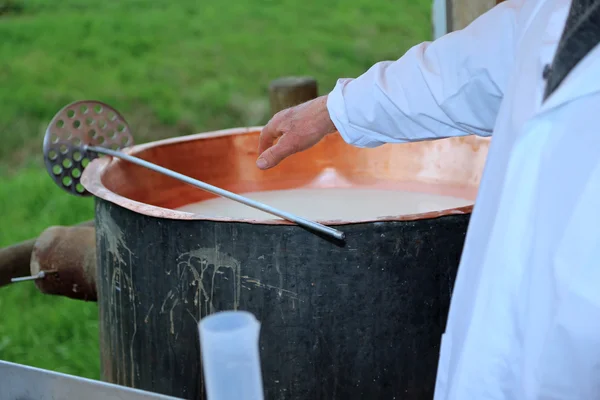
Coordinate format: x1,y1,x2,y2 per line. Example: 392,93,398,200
80,127,490,226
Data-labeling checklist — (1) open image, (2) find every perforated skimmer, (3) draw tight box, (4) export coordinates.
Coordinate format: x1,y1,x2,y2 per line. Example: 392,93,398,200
43,100,345,241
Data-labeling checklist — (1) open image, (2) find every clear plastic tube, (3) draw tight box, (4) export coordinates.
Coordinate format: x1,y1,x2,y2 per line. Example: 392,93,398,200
198,311,264,400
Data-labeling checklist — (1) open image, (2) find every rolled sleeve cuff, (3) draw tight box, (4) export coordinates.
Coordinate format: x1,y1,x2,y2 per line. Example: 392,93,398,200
326,78,386,148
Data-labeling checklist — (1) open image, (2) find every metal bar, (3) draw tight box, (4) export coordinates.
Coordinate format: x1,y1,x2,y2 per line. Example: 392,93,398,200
10,270,47,283
85,145,346,241
0,360,183,400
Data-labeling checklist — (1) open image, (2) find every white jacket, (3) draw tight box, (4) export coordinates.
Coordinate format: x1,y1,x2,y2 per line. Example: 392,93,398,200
327,0,600,398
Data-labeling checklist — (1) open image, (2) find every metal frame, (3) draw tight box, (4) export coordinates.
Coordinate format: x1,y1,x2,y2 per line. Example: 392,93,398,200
0,360,183,400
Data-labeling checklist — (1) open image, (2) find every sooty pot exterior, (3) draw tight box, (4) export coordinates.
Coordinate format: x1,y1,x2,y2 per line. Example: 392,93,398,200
95,198,469,400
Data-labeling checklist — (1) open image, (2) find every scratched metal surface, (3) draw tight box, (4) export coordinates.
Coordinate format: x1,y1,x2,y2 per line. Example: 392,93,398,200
94,198,470,400
0,360,182,400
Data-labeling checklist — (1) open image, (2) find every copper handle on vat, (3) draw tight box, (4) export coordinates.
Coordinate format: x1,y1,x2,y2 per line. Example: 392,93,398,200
84,145,346,241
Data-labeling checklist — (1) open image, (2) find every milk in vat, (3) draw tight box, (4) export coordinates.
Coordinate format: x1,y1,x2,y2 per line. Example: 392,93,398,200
177,188,472,220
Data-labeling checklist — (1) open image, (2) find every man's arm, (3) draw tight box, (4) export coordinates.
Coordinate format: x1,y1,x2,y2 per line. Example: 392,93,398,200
256,0,526,169
327,0,526,148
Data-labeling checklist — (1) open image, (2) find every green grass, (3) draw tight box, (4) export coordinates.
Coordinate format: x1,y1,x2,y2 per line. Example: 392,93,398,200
0,0,431,380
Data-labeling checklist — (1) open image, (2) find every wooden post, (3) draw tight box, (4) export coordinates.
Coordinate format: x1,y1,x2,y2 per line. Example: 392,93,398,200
268,76,318,116
445,0,504,32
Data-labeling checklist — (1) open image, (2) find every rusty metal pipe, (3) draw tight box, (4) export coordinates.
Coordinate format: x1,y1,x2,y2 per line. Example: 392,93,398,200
0,238,37,288
30,225,97,301
0,220,94,289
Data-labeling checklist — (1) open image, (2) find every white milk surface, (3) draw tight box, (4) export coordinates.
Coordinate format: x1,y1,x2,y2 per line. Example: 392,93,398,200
176,188,472,220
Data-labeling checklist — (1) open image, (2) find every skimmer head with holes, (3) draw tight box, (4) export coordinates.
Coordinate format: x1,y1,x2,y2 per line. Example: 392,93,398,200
42,101,347,240
43,100,134,196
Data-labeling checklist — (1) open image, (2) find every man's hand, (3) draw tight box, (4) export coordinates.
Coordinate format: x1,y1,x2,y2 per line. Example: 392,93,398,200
256,95,337,170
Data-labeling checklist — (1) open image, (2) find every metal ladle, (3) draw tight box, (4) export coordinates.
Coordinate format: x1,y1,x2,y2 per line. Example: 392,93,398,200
42,100,345,241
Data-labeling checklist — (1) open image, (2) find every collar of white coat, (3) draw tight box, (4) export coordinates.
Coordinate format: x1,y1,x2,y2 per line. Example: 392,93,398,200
540,41,600,114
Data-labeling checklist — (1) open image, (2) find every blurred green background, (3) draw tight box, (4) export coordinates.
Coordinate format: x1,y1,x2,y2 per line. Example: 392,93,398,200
0,0,431,380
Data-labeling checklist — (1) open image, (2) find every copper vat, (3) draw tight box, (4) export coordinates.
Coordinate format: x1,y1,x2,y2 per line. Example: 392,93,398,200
82,128,489,399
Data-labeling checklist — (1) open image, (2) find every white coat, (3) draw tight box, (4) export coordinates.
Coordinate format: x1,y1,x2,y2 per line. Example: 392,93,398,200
326,0,600,398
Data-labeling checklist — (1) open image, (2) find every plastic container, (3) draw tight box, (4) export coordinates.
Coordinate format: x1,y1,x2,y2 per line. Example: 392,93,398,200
199,311,264,400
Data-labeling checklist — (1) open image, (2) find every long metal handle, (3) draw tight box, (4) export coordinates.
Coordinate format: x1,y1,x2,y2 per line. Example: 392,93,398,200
85,146,345,241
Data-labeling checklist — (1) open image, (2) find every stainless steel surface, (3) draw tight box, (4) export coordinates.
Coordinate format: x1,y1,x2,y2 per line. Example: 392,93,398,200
86,144,346,240
0,360,183,400
44,100,345,241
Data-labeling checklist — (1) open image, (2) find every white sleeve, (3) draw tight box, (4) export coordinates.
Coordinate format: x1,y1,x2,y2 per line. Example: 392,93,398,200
326,0,526,148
